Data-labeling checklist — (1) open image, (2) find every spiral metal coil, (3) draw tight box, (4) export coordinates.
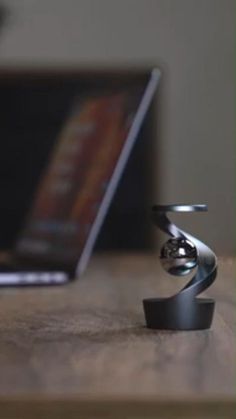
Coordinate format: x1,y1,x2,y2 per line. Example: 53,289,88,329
143,204,217,330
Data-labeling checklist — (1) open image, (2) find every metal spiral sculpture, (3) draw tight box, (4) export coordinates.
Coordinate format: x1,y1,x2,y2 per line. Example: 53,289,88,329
143,204,217,330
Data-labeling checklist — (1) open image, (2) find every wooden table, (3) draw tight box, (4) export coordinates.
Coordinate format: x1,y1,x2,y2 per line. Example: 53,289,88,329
0,254,234,418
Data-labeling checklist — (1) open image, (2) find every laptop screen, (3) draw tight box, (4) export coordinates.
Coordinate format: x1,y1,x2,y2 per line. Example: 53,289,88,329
15,70,160,273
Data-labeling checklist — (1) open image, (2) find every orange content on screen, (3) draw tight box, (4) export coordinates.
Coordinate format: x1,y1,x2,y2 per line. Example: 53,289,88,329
17,89,142,263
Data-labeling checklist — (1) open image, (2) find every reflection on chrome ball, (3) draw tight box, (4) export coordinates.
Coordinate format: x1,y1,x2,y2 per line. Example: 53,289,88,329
160,238,198,276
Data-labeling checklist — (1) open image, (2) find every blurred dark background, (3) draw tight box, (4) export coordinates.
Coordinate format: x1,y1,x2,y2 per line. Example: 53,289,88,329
0,3,7,32
0,0,234,256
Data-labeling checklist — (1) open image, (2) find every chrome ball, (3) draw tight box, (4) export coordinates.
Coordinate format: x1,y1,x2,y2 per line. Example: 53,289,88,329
160,238,198,276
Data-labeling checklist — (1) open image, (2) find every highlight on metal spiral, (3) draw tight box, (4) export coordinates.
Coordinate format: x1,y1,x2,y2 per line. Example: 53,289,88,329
143,204,217,330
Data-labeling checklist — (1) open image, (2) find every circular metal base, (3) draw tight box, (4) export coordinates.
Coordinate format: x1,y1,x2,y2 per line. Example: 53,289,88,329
143,298,215,330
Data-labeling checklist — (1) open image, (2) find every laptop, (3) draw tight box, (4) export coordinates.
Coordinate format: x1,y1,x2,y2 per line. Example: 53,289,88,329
0,68,161,286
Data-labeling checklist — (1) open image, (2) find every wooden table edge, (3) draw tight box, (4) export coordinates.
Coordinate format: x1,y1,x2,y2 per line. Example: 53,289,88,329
0,395,234,418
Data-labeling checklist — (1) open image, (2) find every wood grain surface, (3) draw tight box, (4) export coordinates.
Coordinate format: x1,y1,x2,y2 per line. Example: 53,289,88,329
0,254,234,418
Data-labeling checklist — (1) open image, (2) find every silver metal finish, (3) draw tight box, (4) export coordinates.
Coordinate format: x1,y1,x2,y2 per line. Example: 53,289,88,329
143,204,217,330
160,237,198,276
